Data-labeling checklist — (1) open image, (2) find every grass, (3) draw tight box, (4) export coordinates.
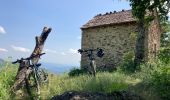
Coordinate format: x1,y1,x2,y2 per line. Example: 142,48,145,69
0,61,169,100
40,72,138,99
0,62,17,100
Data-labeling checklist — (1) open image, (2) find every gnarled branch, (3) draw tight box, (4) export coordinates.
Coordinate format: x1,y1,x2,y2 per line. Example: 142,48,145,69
12,27,52,92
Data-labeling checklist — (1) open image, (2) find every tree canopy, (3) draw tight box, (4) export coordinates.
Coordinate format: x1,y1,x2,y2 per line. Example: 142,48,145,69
130,0,170,21
128,0,170,68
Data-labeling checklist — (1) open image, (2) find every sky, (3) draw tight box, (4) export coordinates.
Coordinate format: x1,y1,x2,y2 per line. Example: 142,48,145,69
1,0,167,66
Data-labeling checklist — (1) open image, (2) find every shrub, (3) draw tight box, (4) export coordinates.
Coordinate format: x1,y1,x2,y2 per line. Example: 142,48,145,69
68,67,86,77
120,51,136,73
151,65,170,100
158,47,170,64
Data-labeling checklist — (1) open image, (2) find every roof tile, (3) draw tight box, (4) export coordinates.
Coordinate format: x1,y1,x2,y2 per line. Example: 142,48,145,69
81,10,137,29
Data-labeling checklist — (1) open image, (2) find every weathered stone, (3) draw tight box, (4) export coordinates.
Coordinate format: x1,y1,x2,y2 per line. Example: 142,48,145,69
80,10,161,71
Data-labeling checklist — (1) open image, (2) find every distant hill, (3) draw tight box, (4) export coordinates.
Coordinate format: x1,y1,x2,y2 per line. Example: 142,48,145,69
41,62,79,74
0,60,79,74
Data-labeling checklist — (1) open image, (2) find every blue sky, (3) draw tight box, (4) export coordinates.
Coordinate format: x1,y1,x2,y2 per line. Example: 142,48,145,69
0,0,133,66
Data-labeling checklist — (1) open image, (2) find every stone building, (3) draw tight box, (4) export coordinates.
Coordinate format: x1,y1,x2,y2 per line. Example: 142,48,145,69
80,10,161,71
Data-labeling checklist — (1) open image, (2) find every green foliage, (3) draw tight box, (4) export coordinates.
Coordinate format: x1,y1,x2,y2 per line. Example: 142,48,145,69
161,21,170,47
1,58,169,100
130,0,169,67
40,72,135,99
125,61,169,100
130,0,148,19
68,67,87,77
154,20,170,99
151,65,170,100
120,51,138,73
129,60,170,100
158,47,170,64
145,16,155,24
159,20,170,65
0,62,17,99
130,0,169,21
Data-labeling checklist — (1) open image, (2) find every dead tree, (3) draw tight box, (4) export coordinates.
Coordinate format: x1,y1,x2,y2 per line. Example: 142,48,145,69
12,27,52,96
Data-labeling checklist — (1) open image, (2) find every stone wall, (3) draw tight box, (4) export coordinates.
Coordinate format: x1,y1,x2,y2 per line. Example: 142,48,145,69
81,14,161,71
81,23,138,71
146,12,161,60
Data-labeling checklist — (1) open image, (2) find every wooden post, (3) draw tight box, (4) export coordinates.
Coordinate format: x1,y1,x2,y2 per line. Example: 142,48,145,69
12,27,52,94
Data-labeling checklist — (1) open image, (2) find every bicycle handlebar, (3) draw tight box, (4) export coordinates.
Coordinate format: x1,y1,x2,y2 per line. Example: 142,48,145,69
78,48,104,58
78,49,98,54
12,59,23,64
12,53,45,64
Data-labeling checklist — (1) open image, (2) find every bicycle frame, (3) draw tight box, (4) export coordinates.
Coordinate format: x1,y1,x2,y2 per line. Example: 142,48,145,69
78,48,104,77
12,53,46,99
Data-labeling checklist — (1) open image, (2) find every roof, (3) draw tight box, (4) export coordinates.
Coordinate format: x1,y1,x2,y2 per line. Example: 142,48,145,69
81,10,137,29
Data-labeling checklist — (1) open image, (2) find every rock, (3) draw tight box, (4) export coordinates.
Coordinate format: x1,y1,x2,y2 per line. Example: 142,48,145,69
51,91,143,100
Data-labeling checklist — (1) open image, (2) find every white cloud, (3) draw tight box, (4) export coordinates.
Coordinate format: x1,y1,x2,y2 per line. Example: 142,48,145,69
40,48,81,65
11,45,30,53
43,48,79,56
44,48,76,56
44,49,57,54
0,26,6,34
61,52,66,55
0,48,8,52
69,48,78,54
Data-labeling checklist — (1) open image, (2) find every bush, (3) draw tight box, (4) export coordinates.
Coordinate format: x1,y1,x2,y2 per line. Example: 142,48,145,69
158,48,170,64
68,67,86,77
120,51,136,73
151,66,170,100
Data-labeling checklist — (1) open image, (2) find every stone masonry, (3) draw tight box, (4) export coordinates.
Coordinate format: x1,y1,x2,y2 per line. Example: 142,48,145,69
80,10,161,71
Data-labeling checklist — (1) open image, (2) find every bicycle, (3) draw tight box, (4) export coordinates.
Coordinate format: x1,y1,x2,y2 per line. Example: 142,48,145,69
12,53,48,99
78,48,104,76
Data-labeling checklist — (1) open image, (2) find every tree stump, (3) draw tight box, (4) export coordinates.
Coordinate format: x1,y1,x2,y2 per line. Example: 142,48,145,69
11,27,52,95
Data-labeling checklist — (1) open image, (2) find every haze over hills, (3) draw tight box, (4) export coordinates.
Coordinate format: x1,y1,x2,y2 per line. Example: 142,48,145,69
0,58,4,66
41,62,79,74
0,58,78,74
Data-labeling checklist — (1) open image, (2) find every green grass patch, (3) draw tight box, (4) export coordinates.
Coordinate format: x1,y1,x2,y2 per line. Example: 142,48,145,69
0,61,169,100
40,72,136,99
0,62,17,100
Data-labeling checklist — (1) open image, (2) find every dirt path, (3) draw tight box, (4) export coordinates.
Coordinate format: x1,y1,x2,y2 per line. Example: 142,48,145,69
51,90,143,100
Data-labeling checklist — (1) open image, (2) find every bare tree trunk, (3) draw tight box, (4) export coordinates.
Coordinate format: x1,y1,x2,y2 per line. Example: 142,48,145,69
12,27,52,92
